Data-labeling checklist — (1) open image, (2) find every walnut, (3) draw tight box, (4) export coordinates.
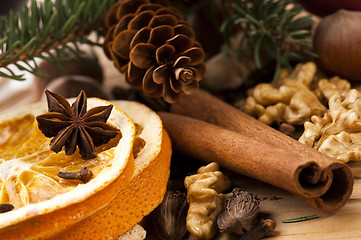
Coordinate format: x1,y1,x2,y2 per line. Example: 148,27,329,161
316,77,351,101
285,61,317,86
184,162,231,240
299,89,361,163
243,62,326,125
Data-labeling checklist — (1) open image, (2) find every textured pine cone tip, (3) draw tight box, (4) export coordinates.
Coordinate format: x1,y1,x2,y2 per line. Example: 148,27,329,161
103,0,206,103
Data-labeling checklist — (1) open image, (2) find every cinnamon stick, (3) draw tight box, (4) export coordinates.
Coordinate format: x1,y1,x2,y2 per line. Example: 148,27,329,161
160,89,353,214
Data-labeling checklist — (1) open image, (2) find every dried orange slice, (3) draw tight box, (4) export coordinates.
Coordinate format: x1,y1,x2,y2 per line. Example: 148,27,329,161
0,98,136,239
53,100,172,239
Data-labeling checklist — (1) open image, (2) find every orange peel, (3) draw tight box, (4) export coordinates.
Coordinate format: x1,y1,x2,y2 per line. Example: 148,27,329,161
0,99,172,239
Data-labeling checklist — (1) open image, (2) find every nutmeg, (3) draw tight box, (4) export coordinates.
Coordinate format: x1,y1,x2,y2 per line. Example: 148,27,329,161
313,9,361,82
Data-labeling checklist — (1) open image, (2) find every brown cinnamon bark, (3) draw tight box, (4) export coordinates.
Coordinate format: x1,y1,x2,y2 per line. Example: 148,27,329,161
161,89,353,214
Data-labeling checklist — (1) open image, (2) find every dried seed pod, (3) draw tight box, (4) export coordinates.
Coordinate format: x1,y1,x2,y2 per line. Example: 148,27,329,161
239,219,275,240
217,188,260,235
151,191,189,240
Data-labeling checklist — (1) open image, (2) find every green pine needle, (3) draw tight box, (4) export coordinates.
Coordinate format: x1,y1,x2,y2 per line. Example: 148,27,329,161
0,0,118,81
221,0,316,82
282,215,319,223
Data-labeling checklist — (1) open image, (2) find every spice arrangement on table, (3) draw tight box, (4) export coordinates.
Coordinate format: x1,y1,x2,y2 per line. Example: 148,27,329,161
0,0,361,239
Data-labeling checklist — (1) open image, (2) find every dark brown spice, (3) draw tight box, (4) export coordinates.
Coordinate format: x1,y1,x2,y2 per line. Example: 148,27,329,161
151,191,189,240
133,137,146,158
36,90,120,160
58,167,93,183
0,203,14,213
217,188,260,235
239,219,275,240
134,123,143,135
278,123,295,137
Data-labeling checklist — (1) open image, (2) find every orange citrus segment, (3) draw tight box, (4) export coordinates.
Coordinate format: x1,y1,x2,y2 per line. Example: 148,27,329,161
0,98,135,239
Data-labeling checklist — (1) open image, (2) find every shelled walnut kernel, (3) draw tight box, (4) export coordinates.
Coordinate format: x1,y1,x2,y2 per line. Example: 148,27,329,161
299,89,361,163
184,162,231,240
241,62,327,125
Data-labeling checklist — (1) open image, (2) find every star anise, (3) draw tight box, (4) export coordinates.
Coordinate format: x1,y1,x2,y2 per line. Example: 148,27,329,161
36,90,121,160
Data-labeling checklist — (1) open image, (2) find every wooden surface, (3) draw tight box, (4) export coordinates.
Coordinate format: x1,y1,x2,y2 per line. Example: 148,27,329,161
232,171,361,240
97,46,361,240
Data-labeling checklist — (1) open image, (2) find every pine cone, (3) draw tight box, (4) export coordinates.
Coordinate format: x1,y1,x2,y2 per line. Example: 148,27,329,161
103,0,206,103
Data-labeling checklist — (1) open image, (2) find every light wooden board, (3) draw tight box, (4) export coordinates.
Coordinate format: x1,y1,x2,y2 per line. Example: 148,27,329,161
231,173,361,240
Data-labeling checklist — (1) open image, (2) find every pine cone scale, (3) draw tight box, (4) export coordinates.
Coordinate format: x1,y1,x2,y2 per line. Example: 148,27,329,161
156,44,175,65
113,14,134,38
153,65,169,84
137,3,163,13
109,43,128,72
174,24,194,39
163,79,179,102
103,26,115,59
170,76,182,93
182,48,206,65
149,14,178,28
116,0,146,19
128,62,146,83
173,56,192,67
130,27,152,50
143,66,162,94
166,34,194,56
149,26,174,46
130,43,157,69
104,0,206,103
174,68,193,84
112,30,137,59
105,2,121,29
128,11,155,31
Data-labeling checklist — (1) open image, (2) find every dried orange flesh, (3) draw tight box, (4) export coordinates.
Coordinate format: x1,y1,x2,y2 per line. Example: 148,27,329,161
0,114,121,209
0,99,172,240
0,98,135,238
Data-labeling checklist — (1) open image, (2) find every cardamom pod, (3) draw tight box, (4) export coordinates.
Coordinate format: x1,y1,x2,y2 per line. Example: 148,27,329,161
151,191,189,240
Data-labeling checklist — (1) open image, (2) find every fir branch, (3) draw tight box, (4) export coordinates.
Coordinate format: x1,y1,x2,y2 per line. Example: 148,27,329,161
221,0,316,82
0,0,117,81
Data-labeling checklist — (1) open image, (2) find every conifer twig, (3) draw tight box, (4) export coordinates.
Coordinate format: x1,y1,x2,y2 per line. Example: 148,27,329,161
0,0,117,80
221,0,316,82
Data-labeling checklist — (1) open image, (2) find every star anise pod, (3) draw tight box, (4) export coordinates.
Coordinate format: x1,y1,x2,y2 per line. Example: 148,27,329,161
36,90,121,160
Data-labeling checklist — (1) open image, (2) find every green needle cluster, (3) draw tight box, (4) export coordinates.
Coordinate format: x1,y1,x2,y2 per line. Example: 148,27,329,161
0,0,117,80
221,0,316,81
